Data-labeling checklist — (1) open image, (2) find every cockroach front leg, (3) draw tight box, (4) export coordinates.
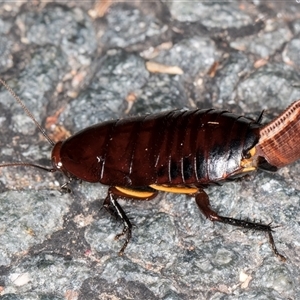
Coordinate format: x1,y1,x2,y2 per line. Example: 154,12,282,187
103,186,158,255
195,189,286,261
103,187,133,256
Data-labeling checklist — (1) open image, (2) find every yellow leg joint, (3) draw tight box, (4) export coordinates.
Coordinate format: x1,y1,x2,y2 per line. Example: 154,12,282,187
149,184,198,194
115,186,156,199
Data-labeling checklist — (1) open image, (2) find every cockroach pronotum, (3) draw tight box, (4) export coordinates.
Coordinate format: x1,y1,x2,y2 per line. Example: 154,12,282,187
1,79,299,261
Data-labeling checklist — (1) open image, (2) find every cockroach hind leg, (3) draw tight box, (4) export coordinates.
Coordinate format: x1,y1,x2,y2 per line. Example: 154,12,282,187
103,187,133,255
114,223,132,256
195,189,286,261
268,231,286,262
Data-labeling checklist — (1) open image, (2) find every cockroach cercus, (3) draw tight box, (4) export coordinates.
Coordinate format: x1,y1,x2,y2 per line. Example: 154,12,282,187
1,78,299,261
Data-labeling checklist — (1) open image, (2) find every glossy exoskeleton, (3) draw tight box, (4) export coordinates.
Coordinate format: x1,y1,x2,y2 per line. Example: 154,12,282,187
51,109,278,256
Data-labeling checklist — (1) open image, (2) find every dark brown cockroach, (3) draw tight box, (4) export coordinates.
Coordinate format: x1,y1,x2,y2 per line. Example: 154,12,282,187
1,79,299,261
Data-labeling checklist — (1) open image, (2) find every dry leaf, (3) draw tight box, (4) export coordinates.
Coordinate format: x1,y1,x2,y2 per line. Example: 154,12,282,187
254,58,268,68
90,0,113,18
146,61,184,75
208,61,219,77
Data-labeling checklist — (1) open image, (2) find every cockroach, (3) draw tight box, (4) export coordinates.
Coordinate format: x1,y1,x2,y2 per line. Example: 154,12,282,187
1,78,299,261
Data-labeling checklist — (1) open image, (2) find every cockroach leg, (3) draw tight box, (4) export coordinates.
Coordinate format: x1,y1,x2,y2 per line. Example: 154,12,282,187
267,231,286,262
60,183,72,194
103,187,133,256
195,189,286,260
59,177,75,193
103,186,158,255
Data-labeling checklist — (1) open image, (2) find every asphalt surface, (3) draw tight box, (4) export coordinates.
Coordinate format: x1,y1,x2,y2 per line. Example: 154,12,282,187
0,1,300,299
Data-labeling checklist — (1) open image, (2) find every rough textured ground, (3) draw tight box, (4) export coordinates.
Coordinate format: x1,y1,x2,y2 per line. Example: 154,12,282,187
0,1,300,299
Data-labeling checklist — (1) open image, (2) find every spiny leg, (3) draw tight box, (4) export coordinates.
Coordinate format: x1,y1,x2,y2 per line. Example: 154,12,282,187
195,189,286,261
103,189,132,255
103,186,157,256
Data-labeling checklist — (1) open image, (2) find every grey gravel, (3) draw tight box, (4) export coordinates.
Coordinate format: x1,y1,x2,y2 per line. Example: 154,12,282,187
101,4,169,50
154,36,221,77
166,1,253,27
17,6,98,69
230,20,293,57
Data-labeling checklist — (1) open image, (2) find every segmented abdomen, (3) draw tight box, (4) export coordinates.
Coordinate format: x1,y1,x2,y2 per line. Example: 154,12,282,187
99,109,260,186
60,109,260,186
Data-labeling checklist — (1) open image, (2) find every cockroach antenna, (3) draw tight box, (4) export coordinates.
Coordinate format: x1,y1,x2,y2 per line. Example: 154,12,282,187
0,78,55,172
0,78,55,146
